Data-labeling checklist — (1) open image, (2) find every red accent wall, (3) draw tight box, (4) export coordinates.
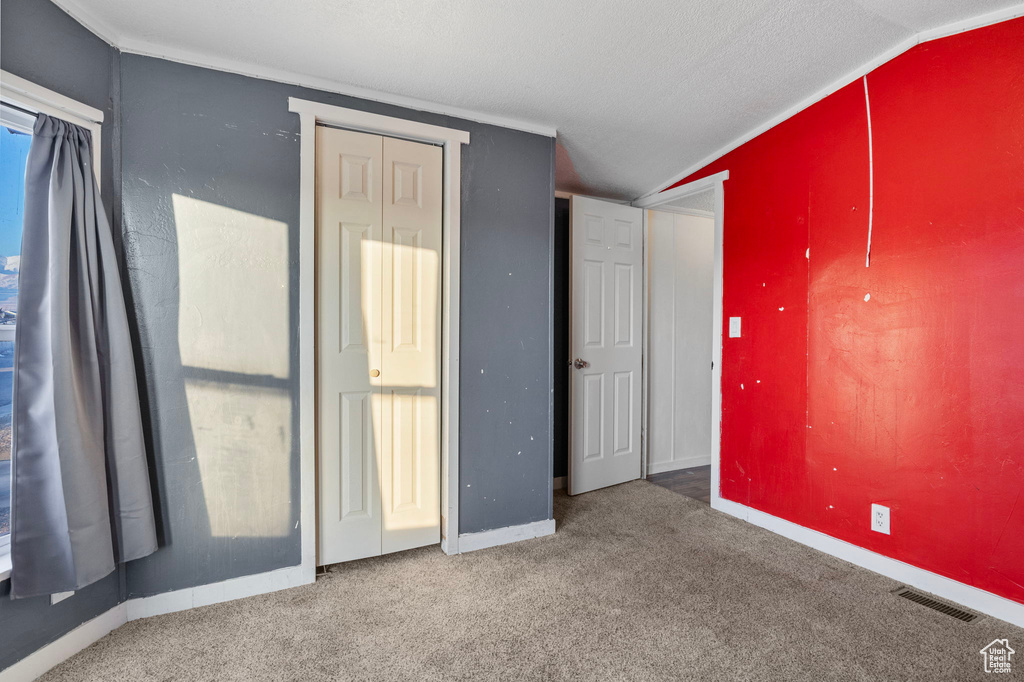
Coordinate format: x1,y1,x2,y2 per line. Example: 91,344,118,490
670,17,1024,604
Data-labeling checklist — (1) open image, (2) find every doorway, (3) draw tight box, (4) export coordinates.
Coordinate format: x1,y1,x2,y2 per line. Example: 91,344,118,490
315,125,443,564
564,172,727,506
290,97,469,572
633,171,728,509
645,191,716,503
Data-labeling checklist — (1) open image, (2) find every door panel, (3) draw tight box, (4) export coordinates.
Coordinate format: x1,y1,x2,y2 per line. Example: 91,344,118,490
646,209,715,474
317,127,384,564
380,136,442,554
317,129,441,564
570,196,643,495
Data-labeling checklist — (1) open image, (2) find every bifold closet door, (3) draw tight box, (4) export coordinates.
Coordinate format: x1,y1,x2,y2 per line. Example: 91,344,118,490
317,126,385,565
317,126,442,566
379,136,442,555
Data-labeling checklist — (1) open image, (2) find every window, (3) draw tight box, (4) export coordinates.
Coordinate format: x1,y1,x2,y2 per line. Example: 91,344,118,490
0,105,33,548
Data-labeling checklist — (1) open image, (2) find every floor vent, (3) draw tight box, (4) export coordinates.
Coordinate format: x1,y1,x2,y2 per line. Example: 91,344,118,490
894,587,979,622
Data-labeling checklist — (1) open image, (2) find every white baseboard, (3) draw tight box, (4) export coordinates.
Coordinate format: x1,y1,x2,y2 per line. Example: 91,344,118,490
647,455,711,475
458,519,556,553
126,564,311,620
552,476,566,491
0,602,127,682
2,564,315,680
712,496,1024,628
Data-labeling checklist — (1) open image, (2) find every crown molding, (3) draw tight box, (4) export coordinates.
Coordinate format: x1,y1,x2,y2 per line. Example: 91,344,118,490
48,1,557,138
635,2,1024,201
49,0,122,45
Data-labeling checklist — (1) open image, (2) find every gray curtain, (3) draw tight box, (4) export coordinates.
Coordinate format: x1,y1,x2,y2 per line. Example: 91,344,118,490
10,114,157,599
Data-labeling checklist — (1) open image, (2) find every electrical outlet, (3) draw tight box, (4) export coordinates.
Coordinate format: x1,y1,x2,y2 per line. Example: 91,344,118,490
871,504,890,535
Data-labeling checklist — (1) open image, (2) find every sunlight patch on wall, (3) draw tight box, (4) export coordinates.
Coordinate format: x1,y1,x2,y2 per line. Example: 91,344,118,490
172,194,289,379
185,379,292,538
172,194,293,538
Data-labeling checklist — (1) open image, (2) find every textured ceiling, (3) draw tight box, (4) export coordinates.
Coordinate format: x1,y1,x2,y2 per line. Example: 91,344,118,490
59,0,1019,199
665,189,716,213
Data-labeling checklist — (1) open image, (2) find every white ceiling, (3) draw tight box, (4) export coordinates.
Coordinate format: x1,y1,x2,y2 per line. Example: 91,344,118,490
664,189,716,214
60,0,1019,199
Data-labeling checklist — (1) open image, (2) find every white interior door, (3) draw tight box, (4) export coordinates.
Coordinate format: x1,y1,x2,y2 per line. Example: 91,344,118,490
646,209,715,475
317,127,441,565
317,126,384,564
380,136,442,554
569,196,643,495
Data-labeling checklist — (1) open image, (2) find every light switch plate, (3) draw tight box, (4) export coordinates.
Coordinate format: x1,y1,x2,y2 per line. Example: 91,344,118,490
729,317,741,338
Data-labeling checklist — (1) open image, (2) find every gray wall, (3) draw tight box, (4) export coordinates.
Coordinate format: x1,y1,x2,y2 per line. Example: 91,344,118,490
0,0,123,670
118,54,555,594
2,0,554,666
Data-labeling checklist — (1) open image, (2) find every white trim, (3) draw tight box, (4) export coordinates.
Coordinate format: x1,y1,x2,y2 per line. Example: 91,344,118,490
288,97,466,559
709,180,725,514
640,209,650,480
44,0,122,47
0,602,127,682
647,455,712,475
556,190,631,205
294,100,318,576
0,550,10,583
917,2,1024,42
49,591,74,606
0,70,103,124
632,171,729,209
120,40,555,137
649,206,714,219
642,172,1024,631
0,104,36,135
633,4,1024,201
47,0,556,139
457,519,556,553
46,0,1024,181
0,70,103,191
119,39,556,137
125,565,308,620
0,564,311,679
288,99,469,146
713,497,1024,628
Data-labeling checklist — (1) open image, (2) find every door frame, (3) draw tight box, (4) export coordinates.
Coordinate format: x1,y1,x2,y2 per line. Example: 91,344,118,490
632,170,728,507
290,97,470,572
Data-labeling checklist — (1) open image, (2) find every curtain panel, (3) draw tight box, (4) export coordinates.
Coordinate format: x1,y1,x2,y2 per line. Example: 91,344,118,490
10,113,157,599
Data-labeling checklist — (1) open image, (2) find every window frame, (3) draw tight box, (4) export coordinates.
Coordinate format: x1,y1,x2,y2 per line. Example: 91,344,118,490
0,70,104,581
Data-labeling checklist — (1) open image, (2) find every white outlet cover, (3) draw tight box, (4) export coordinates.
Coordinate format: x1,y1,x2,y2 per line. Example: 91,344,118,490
729,317,742,338
871,503,890,535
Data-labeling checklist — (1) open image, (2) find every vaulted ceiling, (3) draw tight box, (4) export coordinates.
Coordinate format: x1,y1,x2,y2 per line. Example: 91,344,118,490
57,0,1020,199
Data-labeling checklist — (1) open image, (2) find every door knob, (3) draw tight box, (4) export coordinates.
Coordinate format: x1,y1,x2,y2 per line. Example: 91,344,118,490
370,369,380,377
573,358,589,369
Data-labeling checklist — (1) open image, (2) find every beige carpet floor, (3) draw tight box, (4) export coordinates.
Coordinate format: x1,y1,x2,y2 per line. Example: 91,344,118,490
43,481,1022,681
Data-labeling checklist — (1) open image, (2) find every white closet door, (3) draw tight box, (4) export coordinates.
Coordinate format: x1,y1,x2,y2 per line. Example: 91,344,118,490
317,126,384,564
646,210,714,475
569,196,643,495
380,136,442,554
